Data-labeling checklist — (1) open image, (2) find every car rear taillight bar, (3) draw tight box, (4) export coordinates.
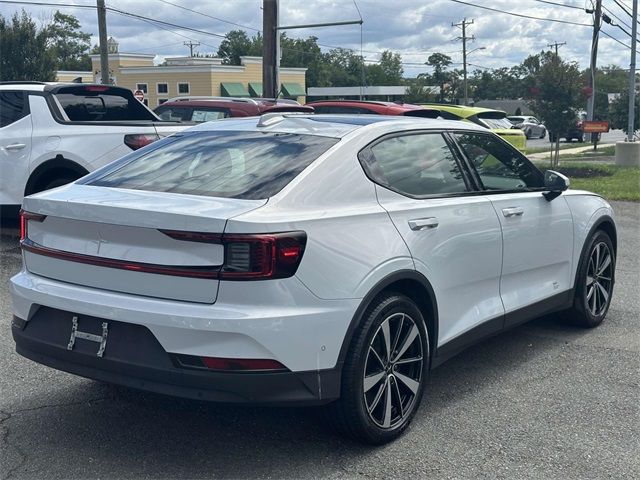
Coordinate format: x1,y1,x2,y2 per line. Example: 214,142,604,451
161,230,307,280
19,210,46,242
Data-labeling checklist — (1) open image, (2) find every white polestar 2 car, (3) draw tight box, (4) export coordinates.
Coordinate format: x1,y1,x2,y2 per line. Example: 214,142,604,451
11,114,616,444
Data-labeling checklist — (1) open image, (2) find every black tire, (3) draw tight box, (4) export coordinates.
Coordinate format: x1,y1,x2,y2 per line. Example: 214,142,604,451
326,293,430,445
539,128,546,139
41,176,77,192
576,133,585,143
567,230,615,328
524,128,532,139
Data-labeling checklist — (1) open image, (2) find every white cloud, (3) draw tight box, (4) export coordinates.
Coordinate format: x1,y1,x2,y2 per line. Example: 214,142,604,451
0,0,634,78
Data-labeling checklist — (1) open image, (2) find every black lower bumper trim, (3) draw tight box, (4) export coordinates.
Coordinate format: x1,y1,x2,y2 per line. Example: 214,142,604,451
12,309,340,406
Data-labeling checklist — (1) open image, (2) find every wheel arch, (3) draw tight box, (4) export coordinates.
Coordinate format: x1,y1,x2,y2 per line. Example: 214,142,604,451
337,270,439,368
25,156,89,196
573,214,617,289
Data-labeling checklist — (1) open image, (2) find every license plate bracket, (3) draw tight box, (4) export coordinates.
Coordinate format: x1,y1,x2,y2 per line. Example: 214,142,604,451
67,316,109,357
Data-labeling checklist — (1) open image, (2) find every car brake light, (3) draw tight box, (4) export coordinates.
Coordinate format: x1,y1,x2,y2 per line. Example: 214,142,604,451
84,85,109,92
19,210,46,242
221,232,306,280
200,356,287,371
124,134,160,150
160,230,307,280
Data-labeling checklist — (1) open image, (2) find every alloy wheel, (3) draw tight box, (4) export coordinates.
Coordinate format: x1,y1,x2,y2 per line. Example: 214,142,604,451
363,312,423,429
585,241,613,317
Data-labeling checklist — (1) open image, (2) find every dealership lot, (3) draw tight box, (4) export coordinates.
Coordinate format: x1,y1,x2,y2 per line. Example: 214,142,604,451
0,201,638,479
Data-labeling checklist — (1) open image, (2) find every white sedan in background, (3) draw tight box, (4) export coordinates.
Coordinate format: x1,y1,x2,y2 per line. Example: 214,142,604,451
11,114,616,444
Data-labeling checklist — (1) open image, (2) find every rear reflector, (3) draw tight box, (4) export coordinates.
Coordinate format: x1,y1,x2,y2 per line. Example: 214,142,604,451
19,210,46,242
201,356,287,372
124,134,160,150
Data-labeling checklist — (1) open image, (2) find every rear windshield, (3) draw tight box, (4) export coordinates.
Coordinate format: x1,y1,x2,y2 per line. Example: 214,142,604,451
88,131,339,199
53,86,158,121
473,112,514,130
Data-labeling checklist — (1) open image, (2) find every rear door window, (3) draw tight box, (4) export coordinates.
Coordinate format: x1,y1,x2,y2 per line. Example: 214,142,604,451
360,132,469,197
0,91,28,127
53,86,157,121
87,131,339,200
155,106,193,121
191,108,229,122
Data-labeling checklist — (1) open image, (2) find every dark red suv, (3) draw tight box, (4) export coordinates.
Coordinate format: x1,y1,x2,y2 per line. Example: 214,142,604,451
154,97,314,122
305,100,439,117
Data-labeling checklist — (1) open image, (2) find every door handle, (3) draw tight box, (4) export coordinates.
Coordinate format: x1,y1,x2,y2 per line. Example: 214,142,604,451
502,207,524,217
408,217,439,231
4,143,26,151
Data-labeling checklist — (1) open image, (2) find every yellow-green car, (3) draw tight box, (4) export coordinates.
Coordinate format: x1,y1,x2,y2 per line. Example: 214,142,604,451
421,104,527,151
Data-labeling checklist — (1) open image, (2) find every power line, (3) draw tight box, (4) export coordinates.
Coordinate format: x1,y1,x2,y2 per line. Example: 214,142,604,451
528,0,584,10
602,4,632,30
601,29,640,53
446,0,591,26
612,0,639,24
154,0,261,32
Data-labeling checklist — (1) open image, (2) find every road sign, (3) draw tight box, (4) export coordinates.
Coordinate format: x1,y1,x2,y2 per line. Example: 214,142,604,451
582,121,609,133
134,89,144,102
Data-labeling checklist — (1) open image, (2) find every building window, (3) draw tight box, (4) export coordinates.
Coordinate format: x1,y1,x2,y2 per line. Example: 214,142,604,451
158,99,168,106
177,82,190,94
157,83,168,94
143,99,149,106
136,83,148,94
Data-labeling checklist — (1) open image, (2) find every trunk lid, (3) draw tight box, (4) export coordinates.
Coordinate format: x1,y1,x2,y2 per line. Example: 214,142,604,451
22,185,266,303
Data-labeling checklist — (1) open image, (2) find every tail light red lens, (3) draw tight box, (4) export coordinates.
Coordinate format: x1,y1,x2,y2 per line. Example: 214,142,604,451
124,134,160,150
160,230,307,280
19,210,46,241
200,356,287,371
220,232,306,280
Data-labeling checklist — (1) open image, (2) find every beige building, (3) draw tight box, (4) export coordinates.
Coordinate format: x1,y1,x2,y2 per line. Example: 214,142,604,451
56,38,307,107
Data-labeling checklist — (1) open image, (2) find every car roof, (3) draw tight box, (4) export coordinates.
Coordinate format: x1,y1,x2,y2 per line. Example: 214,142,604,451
306,99,436,112
186,113,487,138
420,104,506,118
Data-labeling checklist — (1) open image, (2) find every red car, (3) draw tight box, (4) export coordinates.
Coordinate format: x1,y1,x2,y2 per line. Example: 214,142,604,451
305,100,439,117
154,97,314,122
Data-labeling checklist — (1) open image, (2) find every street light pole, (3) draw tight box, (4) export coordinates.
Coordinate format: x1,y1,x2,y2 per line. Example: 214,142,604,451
627,0,638,141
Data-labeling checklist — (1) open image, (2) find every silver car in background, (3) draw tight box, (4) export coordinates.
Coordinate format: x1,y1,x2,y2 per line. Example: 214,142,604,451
508,116,547,139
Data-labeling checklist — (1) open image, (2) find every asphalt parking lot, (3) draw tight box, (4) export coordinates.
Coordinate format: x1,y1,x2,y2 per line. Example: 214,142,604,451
1,202,638,480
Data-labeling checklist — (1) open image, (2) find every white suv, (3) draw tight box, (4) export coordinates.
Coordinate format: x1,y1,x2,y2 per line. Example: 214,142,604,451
0,82,186,215
11,114,616,444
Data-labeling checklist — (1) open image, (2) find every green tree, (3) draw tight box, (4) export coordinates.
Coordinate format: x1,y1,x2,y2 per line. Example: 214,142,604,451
280,34,329,87
527,55,585,166
609,89,639,135
0,10,56,81
584,65,628,120
402,76,436,103
46,10,91,71
217,30,262,65
367,50,403,85
425,53,452,102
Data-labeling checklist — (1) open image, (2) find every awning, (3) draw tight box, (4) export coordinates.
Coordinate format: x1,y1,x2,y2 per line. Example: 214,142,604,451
281,83,305,97
220,82,249,97
248,82,262,97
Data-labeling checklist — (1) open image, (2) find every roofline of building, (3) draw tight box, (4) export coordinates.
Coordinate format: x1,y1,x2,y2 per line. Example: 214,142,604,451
56,70,93,75
118,65,307,74
89,53,156,60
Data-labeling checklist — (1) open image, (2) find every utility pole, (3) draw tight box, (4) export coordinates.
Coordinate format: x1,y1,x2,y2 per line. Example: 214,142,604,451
586,0,602,127
453,18,474,106
547,41,566,59
96,0,109,85
184,41,200,57
262,0,279,99
627,0,637,141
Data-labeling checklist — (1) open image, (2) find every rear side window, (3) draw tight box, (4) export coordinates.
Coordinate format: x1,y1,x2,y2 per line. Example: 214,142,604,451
88,131,339,199
360,133,468,197
155,106,192,121
53,86,157,121
0,91,28,127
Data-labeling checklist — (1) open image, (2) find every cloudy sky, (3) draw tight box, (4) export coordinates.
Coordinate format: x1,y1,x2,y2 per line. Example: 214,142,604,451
1,0,636,78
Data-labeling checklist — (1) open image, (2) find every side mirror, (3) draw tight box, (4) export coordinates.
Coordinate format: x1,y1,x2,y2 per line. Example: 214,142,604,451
543,170,570,201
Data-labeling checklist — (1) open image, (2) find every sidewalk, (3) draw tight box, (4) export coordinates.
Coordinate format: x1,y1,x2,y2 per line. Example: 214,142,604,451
528,143,615,160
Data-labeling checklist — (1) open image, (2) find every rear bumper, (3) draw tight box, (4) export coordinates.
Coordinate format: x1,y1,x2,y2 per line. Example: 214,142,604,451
12,310,341,405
